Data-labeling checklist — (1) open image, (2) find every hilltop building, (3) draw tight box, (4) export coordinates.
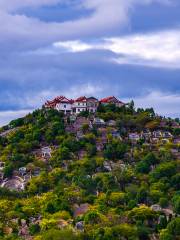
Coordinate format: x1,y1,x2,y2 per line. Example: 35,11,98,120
87,97,99,113
73,96,88,114
100,96,125,108
44,96,74,114
45,95,125,114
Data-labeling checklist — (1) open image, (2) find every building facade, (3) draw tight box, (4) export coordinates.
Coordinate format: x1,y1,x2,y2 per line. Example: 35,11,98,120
73,96,88,114
100,96,125,108
55,96,74,114
45,95,124,114
45,96,74,114
87,97,99,113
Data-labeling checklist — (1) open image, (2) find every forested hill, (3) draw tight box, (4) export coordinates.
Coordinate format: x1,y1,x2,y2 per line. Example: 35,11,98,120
0,103,179,240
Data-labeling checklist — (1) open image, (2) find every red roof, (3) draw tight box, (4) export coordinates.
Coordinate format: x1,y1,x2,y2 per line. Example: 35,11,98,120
100,96,124,104
75,96,87,102
45,96,74,107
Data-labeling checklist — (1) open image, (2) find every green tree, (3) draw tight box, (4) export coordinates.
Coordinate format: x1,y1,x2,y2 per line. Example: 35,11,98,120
84,210,101,224
3,163,14,178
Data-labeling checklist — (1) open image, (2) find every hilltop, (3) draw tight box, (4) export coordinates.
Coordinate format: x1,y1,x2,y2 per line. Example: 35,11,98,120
0,100,179,240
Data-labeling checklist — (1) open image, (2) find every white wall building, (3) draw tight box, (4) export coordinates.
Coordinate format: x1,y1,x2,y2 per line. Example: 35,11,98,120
45,95,124,115
45,96,74,114
73,96,87,114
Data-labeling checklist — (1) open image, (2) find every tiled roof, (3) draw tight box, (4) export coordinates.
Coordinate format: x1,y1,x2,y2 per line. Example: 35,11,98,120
100,96,124,104
45,95,125,107
87,96,98,101
45,96,74,107
75,96,87,102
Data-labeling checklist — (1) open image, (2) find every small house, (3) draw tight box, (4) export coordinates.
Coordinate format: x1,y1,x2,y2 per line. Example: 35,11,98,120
45,96,74,114
129,133,140,142
73,96,87,114
107,120,116,127
161,139,170,144
142,130,151,140
162,131,173,139
171,121,180,128
93,118,105,127
70,115,77,122
103,161,112,172
19,167,27,176
151,204,162,212
151,138,159,144
76,221,84,231
42,146,52,158
87,97,99,113
100,96,125,108
153,131,162,138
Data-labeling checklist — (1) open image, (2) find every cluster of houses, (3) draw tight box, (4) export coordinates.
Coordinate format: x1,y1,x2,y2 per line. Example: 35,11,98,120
44,95,125,114
129,130,173,144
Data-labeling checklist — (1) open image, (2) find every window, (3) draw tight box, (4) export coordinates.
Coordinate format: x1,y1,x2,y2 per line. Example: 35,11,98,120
64,105,66,108
78,103,80,106
78,109,80,112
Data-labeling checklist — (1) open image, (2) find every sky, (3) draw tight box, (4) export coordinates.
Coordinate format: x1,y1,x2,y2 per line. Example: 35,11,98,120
0,0,180,126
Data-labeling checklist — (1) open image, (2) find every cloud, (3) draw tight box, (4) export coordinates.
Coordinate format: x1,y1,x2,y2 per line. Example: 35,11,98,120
0,0,175,52
63,83,105,98
0,0,66,12
53,41,93,53
0,110,32,127
52,29,180,68
0,0,128,52
124,91,180,118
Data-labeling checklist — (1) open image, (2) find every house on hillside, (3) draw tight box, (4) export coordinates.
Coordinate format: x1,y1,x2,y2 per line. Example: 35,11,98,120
162,131,173,139
93,118,106,127
129,133,140,142
87,97,99,113
45,95,125,114
141,130,152,141
172,121,180,128
42,146,52,159
153,131,162,139
45,96,74,114
107,120,116,127
73,96,88,114
100,96,125,108
19,167,27,176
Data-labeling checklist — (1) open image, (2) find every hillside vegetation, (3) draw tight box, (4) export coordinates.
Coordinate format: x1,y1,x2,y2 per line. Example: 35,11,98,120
0,102,179,240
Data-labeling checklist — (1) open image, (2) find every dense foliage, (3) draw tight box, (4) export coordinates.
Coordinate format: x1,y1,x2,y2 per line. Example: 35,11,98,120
0,103,179,240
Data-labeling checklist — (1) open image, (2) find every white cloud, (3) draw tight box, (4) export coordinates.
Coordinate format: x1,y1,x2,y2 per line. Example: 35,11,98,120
107,30,180,68
122,91,180,118
0,83,105,112
0,0,62,11
53,41,93,53
0,0,174,51
53,29,180,68
0,110,32,127
64,83,104,98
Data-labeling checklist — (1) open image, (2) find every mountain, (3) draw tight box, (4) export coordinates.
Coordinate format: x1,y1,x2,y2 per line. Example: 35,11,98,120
0,103,179,240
